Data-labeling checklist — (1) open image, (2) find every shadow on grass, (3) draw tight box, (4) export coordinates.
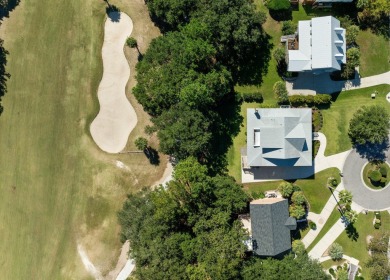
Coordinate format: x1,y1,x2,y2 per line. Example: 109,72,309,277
0,39,10,116
269,9,292,21
346,224,359,241
355,139,389,162
145,147,160,166
106,5,121,22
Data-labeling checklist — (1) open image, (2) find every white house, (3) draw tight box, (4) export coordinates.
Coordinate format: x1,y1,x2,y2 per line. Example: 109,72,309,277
287,16,346,74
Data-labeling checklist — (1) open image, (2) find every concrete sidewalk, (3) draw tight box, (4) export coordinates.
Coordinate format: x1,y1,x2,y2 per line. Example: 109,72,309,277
308,202,363,260
302,183,344,248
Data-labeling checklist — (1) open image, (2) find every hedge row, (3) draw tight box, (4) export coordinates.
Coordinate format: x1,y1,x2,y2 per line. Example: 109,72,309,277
239,91,263,103
289,94,332,106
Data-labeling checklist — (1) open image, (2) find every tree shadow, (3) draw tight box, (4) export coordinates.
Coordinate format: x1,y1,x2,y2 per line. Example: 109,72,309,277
269,9,292,21
145,147,160,165
346,224,359,241
0,39,10,116
235,32,273,86
106,5,121,22
355,139,390,162
0,0,21,20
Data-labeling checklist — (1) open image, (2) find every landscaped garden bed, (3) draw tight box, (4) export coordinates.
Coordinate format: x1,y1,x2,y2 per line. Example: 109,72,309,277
363,161,390,189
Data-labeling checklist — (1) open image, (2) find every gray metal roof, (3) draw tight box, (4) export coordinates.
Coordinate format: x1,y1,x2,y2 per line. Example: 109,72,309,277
250,198,292,257
288,16,346,73
247,108,312,167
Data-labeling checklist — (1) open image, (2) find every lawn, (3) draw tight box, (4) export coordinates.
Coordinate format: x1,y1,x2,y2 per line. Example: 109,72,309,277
307,205,342,252
357,30,390,77
334,211,390,279
0,0,165,278
321,84,390,156
243,168,340,214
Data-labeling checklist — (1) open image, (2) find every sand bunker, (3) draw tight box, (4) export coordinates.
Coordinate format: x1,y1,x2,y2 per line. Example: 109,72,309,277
90,12,137,153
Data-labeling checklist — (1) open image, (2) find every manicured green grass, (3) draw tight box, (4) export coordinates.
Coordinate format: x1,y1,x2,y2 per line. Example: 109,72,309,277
307,206,342,252
0,0,165,278
357,30,390,77
244,168,340,214
321,84,390,156
334,211,390,279
292,4,332,22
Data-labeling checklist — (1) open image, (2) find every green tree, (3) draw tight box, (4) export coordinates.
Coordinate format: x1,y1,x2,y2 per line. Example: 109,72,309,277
278,182,293,198
154,104,212,160
126,36,137,48
348,105,390,146
292,240,306,256
346,47,360,68
134,137,148,151
241,254,330,280
289,204,306,219
118,157,250,280
346,25,359,45
281,21,297,35
329,243,343,260
273,81,289,104
291,191,306,206
338,190,353,205
273,47,286,65
344,210,358,224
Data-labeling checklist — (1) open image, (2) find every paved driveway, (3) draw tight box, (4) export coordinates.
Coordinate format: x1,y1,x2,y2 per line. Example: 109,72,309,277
343,149,390,210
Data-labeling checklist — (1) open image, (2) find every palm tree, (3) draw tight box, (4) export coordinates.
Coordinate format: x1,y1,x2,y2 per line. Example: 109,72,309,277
338,190,353,205
345,210,358,224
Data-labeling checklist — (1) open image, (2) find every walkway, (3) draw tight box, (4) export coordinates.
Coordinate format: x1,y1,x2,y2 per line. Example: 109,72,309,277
343,149,390,211
286,70,390,95
302,184,343,248
90,12,137,153
308,202,363,260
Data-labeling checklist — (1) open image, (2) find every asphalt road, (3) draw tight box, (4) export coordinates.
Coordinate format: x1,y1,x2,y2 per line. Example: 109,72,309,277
343,149,390,211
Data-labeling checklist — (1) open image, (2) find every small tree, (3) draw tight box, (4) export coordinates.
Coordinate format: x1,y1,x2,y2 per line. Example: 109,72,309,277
292,240,306,256
338,190,353,205
135,137,148,151
289,204,306,219
344,210,358,224
291,191,306,205
346,25,359,45
126,37,138,48
329,243,343,260
281,21,297,35
348,105,390,146
347,47,360,68
278,182,294,198
273,47,286,65
273,81,289,104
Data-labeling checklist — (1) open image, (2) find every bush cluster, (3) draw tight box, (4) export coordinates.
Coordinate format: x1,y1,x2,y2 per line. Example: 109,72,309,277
278,182,307,219
289,94,332,107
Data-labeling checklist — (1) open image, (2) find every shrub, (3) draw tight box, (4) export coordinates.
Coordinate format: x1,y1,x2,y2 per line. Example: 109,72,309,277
240,92,263,103
292,240,306,256
369,170,382,182
329,268,335,276
267,0,290,10
379,165,387,177
273,47,286,65
289,204,306,219
308,220,317,230
291,191,306,205
282,21,297,35
288,94,331,107
332,178,338,187
347,47,360,68
292,184,301,192
329,243,343,260
374,223,380,229
278,182,294,198
337,269,348,280
346,25,359,45
251,191,265,199
380,177,386,183
273,81,289,104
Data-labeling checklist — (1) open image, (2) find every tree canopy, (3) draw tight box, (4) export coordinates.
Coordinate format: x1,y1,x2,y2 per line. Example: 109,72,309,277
348,105,390,146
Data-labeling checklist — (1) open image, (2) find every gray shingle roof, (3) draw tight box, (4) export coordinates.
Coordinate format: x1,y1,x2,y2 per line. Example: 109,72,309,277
250,198,293,257
247,108,312,167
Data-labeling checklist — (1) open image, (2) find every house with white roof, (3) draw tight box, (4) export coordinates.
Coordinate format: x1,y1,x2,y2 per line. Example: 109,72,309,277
286,16,346,74
242,108,312,168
